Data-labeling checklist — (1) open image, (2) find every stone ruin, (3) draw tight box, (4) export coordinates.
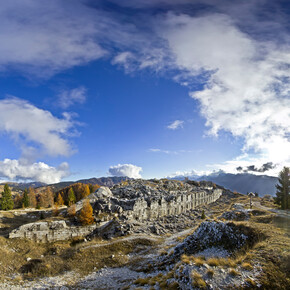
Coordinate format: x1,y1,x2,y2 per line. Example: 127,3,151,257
92,179,222,221
9,220,97,243
9,179,223,242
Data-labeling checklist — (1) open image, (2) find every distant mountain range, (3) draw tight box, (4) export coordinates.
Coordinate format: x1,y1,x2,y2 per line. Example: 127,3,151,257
1,174,278,197
0,176,131,193
170,172,278,196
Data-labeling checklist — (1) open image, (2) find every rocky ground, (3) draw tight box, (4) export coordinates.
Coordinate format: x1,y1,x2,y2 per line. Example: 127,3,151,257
0,181,289,289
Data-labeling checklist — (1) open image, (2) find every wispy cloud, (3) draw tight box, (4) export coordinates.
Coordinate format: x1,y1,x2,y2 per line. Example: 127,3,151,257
58,87,87,109
167,120,184,130
148,148,194,154
108,164,142,178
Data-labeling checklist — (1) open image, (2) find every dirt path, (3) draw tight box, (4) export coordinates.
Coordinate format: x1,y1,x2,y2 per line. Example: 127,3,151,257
253,201,290,218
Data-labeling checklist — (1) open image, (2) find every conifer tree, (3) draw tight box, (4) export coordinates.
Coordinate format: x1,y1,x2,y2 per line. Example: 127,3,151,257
68,187,76,206
1,184,14,210
82,184,91,199
22,188,29,208
56,193,64,206
39,187,54,208
275,167,290,209
78,199,94,225
28,187,37,208
68,204,76,217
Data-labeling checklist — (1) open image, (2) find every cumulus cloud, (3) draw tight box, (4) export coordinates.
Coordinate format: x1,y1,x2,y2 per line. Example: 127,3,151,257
58,87,87,109
157,12,290,169
108,164,142,178
0,98,75,158
167,120,184,130
0,159,69,184
167,169,211,179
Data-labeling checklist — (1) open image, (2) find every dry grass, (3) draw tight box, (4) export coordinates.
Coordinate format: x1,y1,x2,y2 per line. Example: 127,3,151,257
134,277,150,286
181,254,191,264
191,271,206,288
207,257,219,267
229,268,240,276
192,256,205,267
0,235,158,281
167,281,180,289
245,278,256,287
241,262,253,271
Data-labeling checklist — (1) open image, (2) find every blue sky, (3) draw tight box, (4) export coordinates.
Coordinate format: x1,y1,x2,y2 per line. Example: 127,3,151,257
0,0,289,183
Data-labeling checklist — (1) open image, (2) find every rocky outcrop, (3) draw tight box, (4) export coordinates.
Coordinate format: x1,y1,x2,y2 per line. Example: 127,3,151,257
9,179,223,242
93,179,222,221
9,220,97,242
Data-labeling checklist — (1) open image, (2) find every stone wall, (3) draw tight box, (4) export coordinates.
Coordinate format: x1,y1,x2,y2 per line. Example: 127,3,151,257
9,220,97,242
123,189,222,221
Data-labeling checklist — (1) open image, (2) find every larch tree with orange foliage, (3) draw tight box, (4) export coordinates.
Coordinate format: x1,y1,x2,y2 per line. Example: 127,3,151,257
78,199,94,225
28,187,37,208
56,193,64,206
68,204,76,217
82,184,91,199
40,187,54,208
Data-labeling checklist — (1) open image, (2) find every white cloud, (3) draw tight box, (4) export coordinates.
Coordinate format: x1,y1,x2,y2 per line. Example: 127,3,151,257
167,120,184,130
0,0,109,76
158,13,290,167
167,169,211,179
108,164,142,178
148,148,194,154
0,159,69,184
0,98,76,157
58,87,87,109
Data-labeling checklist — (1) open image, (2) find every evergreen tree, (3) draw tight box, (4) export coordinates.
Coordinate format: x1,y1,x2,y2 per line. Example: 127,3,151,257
68,187,76,206
22,189,29,208
275,167,290,209
1,184,14,210
78,199,94,225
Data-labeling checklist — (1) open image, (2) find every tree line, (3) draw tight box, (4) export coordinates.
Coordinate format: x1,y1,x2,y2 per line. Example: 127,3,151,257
0,182,100,210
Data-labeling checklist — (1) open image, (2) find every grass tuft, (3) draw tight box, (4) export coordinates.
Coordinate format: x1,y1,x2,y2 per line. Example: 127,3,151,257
191,271,207,289
229,268,240,276
241,262,253,271
207,257,219,267
192,256,205,267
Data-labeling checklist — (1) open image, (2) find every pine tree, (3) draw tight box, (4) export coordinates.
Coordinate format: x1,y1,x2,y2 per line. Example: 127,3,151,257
22,189,29,208
78,199,94,225
28,187,37,208
1,184,14,210
275,167,290,209
68,187,76,206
